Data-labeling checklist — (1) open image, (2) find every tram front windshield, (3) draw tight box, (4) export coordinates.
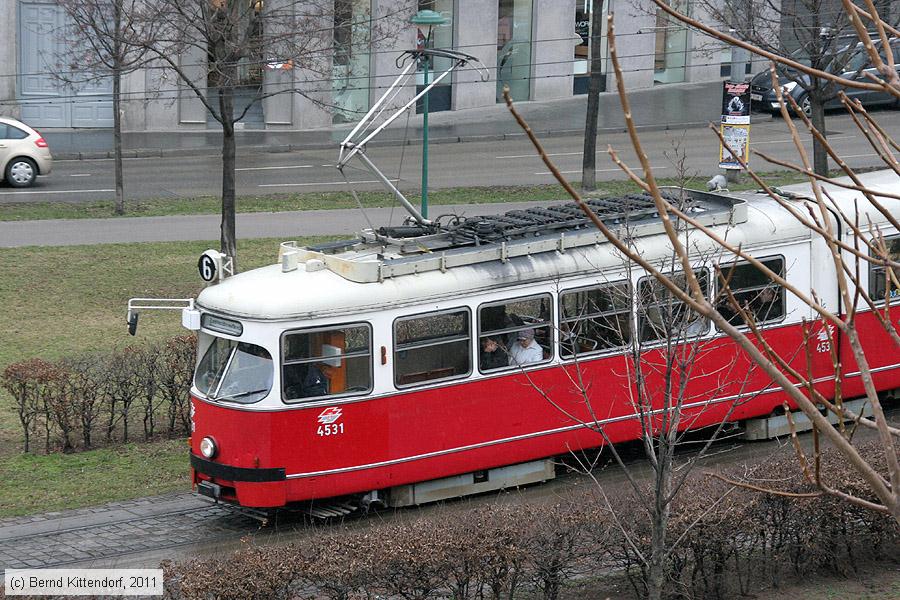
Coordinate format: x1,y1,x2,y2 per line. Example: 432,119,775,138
195,336,273,404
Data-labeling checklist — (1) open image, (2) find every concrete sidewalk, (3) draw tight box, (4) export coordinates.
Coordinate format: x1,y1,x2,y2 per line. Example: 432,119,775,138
0,200,569,248
43,80,723,160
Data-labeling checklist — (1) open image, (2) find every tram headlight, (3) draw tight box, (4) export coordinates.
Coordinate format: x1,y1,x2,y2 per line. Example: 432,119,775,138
199,436,218,459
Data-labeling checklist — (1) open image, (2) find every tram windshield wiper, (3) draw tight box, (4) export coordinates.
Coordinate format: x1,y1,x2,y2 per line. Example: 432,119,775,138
218,388,269,401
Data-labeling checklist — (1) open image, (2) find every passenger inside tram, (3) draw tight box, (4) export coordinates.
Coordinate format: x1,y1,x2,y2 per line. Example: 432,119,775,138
509,328,544,366
480,336,508,371
284,363,330,399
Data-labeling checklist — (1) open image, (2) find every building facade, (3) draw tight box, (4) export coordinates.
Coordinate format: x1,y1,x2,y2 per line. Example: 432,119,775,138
0,0,752,132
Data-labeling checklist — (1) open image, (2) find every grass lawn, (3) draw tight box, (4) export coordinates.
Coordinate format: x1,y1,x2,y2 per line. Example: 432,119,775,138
0,171,814,222
0,439,189,518
0,237,333,515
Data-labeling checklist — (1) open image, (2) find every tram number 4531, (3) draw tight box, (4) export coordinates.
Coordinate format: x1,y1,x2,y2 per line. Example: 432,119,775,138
318,423,345,436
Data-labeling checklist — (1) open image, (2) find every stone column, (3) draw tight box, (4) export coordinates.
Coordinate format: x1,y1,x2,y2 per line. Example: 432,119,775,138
606,0,655,90
176,43,209,128
532,0,576,101
0,0,17,118
684,1,722,83
119,69,146,132
263,0,302,128
453,0,497,110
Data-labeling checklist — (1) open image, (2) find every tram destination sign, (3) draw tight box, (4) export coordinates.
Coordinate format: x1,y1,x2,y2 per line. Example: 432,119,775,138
201,313,243,337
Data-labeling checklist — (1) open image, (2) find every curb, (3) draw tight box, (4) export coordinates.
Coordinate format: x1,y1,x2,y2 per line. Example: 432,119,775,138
53,120,716,161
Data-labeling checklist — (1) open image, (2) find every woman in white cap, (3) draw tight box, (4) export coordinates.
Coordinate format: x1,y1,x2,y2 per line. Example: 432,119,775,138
509,328,543,366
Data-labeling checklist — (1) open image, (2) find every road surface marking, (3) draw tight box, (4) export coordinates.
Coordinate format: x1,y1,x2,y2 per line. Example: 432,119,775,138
0,188,114,195
751,135,854,146
534,166,669,176
236,164,314,171
838,151,899,159
69,173,92,177
259,179,397,188
497,151,583,159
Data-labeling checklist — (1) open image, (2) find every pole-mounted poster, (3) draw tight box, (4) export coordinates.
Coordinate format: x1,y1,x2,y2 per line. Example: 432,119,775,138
719,81,752,170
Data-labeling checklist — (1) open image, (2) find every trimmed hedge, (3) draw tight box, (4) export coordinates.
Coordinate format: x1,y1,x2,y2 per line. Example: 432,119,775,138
2,336,196,453
161,444,899,600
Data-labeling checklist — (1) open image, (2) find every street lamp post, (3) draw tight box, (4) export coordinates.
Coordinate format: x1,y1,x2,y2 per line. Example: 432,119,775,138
410,9,448,220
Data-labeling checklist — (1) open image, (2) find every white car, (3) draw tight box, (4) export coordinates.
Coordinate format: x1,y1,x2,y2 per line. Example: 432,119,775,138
0,116,52,187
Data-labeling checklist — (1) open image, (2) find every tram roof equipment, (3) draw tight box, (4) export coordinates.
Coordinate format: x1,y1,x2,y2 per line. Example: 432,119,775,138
282,188,747,284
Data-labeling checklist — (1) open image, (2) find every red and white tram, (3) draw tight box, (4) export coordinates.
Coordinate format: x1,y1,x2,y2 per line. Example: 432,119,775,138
125,169,900,511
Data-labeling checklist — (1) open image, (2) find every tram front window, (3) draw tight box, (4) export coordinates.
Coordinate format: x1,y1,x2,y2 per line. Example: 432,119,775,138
195,337,273,404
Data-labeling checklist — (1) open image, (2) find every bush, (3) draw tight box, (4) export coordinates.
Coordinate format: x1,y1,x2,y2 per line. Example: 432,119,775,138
156,446,899,600
2,335,197,454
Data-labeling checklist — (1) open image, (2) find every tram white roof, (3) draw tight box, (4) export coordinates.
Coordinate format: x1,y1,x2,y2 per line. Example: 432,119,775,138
196,170,899,321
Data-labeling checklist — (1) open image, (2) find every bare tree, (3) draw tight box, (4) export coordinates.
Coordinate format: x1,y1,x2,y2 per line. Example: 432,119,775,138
548,250,753,600
65,355,106,449
496,152,755,597
57,0,158,215
127,0,407,268
508,5,900,531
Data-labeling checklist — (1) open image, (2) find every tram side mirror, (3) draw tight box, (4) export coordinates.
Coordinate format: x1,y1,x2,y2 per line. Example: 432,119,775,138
127,313,139,336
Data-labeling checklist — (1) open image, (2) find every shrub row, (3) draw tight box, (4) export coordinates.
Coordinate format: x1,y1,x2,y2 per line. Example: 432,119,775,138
161,445,899,600
1,336,196,453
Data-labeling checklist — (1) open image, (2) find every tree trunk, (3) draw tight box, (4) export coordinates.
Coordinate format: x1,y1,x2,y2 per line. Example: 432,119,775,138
112,0,125,215
82,417,92,449
113,68,125,215
219,83,238,270
810,91,829,177
646,468,672,600
581,4,605,191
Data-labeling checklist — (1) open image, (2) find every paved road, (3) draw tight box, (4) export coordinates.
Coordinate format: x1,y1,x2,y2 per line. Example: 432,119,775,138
2,111,898,205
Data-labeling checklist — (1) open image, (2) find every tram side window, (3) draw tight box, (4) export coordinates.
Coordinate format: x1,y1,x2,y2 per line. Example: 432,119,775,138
559,282,631,358
282,324,372,402
394,309,471,387
869,235,900,303
479,294,553,372
638,271,710,343
715,257,786,327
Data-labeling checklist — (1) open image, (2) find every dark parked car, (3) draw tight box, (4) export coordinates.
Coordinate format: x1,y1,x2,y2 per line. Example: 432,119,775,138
749,38,900,116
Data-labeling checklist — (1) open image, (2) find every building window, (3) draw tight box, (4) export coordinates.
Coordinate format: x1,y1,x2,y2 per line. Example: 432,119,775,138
479,294,552,371
715,258,786,327
395,309,471,386
869,235,900,303
560,282,631,358
638,271,709,342
332,0,372,124
653,0,688,84
282,324,372,401
497,0,533,102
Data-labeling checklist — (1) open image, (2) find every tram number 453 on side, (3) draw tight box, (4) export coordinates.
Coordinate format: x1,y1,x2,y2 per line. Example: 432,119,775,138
317,407,345,437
